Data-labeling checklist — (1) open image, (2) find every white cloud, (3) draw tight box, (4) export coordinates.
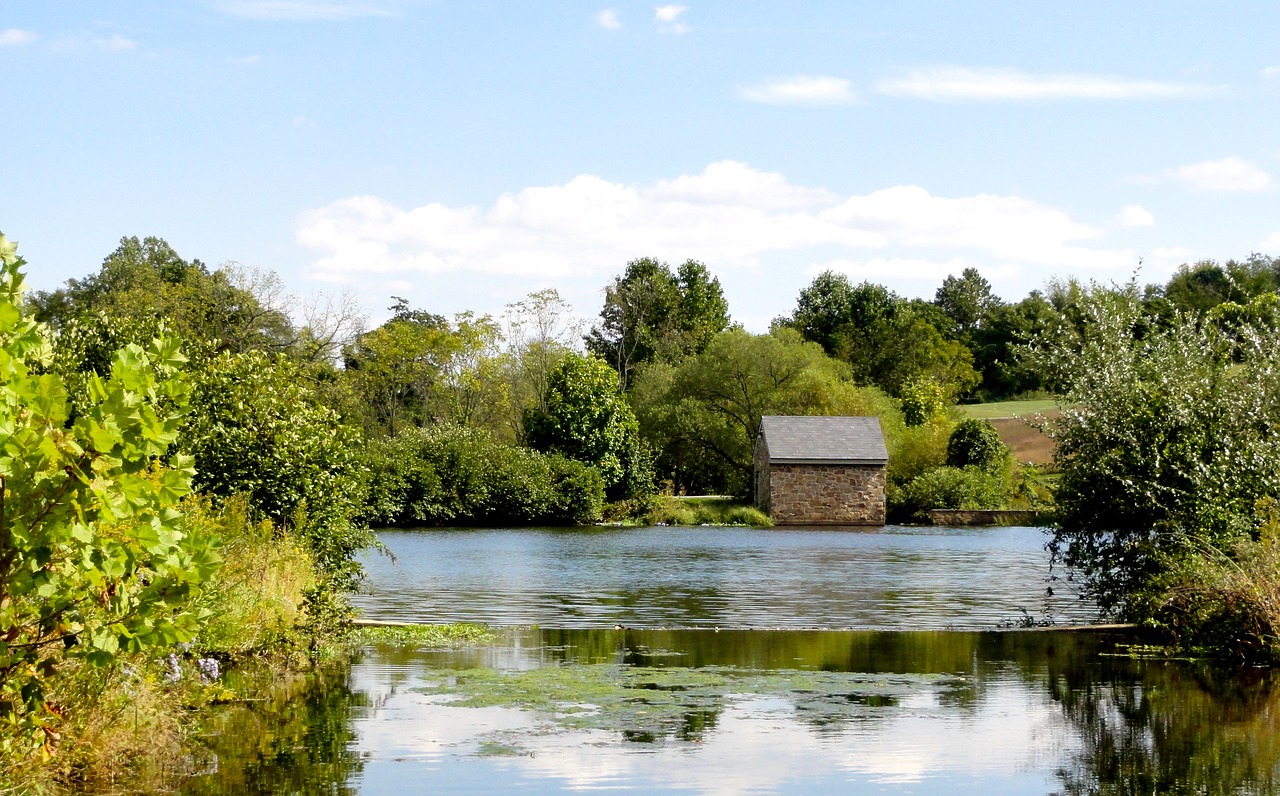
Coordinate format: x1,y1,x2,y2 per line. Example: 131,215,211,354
1263,66,1280,78
596,9,621,30
1117,204,1155,227
654,4,689,34
738,75,857,106
229,54,262,65
1167,157,1274,192
809,257,1022,288
297,161,1132,297
878,66,1216,101
0,29,37,46
1260,232,1280,252
654,5,686,22
214,1,393,20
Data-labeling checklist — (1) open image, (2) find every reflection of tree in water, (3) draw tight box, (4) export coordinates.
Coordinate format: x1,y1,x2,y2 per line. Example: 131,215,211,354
1052,662,1280,794
180,664,369,795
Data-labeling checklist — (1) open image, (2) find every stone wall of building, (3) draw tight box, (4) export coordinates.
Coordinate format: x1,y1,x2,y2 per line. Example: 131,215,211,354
766,463,886,526
752,437,771,510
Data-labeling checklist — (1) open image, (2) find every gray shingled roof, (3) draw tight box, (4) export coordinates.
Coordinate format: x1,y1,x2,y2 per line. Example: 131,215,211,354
758,415,888,464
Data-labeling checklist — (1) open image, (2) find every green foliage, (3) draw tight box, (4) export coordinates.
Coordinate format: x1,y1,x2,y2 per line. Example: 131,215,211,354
31,236,292,357
350,623,494,648
884,419,953,489
643,497,772,527
343,305,505,437
899,378,947,426
525,353,654,500
945,419,1009,472
891,466,1009,523
585,257,731,389
184,350,372,591
0,234,220,758
362,424,605,526
784,271,980,400
933,267,1001,339
631,327,903,496
184,495,316,657
1031,280,1280,620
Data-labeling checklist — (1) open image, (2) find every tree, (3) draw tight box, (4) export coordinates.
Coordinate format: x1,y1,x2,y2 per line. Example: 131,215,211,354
933,267,1001,339
784,271,980,401
500,289,582,440
31,236,293,357
343,303,503,436
524,353,653,500
0,235,219,755
1029,281,1280,618
585,258,730,390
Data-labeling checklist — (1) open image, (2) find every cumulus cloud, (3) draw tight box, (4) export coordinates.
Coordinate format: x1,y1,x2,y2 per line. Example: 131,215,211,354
738,75,857,106
1263,66,1280,78
1117,204,1155,227
0,29,37,46
296,160,1132,299
1261,231,1280,252
214,0,393,20
654,4,689,34
878,66,1216,101
596,9,621,30
1167,157,1274,192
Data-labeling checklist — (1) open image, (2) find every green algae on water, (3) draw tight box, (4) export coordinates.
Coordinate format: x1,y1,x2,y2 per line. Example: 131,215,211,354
416,663,966,744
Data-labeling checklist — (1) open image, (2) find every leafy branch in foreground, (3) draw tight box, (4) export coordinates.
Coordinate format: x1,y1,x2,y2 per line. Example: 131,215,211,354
0,234,219,759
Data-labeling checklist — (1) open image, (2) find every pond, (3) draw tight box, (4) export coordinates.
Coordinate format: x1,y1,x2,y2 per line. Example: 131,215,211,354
351,525,1092,628
179,527,1280,795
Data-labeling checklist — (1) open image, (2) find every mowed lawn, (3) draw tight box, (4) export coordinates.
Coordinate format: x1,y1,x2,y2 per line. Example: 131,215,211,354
957,399,1060,466
956,399,1057,419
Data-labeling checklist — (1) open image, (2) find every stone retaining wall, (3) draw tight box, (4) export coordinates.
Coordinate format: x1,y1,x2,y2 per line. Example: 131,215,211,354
767,463,886,526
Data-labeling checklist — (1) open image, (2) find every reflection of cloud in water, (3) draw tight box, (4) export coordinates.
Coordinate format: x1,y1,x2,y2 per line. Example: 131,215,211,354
348,660,1074,793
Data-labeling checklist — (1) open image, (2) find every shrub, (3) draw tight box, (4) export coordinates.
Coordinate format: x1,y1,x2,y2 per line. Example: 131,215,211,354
892,466,1008,523
184,350,373,592
945,418,1009,472
362,425,605,526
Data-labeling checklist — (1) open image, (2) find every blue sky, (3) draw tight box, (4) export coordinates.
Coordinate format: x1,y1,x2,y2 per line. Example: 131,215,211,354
4,1,1279,330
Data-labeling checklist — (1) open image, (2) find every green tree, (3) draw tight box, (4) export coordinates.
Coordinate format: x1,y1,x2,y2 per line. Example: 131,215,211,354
784,271,979,400
31,236,293,357
524,353,654,500
0,235,219,756
1029,281,1280,618
585,258,730,389
933,267,1002,339
343,303,502,436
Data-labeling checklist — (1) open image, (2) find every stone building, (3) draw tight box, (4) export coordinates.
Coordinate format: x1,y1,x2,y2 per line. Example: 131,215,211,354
753,415,888,526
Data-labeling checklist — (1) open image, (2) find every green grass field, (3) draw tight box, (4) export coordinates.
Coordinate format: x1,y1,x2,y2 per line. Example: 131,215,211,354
957,399,1058,420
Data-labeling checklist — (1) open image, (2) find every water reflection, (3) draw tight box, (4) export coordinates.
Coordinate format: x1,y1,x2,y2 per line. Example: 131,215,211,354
178,629,1280,795
355,526,1088,629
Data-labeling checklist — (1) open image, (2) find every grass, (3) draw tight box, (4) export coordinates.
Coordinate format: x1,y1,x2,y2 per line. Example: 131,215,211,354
957,400,1061,466
643,496,772,527
957,399,1058,419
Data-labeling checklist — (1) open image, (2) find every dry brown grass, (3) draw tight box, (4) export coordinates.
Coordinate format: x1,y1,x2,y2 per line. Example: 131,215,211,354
990,410,1060,467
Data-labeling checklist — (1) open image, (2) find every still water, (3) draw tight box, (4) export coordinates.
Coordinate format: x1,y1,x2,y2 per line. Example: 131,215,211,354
352,525,1092,628
180,527,1280,795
